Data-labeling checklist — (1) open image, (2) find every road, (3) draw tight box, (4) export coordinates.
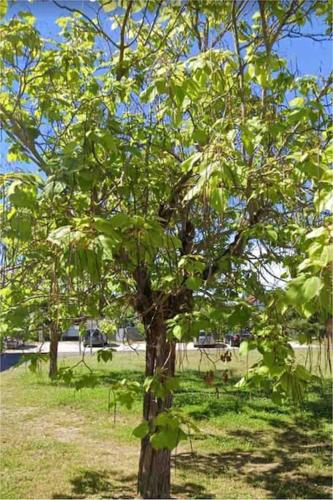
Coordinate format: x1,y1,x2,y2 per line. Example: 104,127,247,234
3,339,314,356
1,340,316,372
4,340,197,355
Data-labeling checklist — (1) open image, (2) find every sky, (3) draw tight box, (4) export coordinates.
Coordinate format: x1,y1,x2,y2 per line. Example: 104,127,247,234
1,1,332,174
4,0,331,73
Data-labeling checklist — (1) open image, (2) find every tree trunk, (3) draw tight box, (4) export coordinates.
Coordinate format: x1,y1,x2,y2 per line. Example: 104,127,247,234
138,312,175,499
49,323,59,379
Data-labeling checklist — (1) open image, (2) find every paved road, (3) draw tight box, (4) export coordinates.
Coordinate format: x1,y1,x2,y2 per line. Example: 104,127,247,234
3,340,198,355
3,339,313,356
1,340,316,372
0,353,22,372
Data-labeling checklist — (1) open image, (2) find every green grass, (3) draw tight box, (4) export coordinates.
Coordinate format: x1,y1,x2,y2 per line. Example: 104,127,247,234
1,349,332,499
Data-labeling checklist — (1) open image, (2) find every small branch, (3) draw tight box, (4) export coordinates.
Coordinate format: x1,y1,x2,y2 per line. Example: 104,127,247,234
53,0,120,49
116,0,134,81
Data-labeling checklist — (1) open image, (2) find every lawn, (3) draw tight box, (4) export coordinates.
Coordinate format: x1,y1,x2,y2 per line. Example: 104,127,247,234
0,347,332,499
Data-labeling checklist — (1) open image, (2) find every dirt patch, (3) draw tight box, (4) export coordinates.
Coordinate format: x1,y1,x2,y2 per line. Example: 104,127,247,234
1,406,40,420
26,410,86,443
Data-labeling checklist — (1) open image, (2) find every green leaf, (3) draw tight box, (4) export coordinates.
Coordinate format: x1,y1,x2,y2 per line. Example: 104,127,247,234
47,226,72,244
95,214,133,235
210,187,226,214
180,152,202,172
294,364,312,382
185,276,202,291
165,377,180,392
289,97,305,107
267,228,278,242
9,214,33,241
150,428,185,451
150,431,167,449
74,374,98,391
101,0,117,13
110,213,133,229
0,0,7,18
302,276,323,302
8,184,36,209
258,365,270,376
57,368,74,385
19,353,48,372
306,227,327,239
172,325,183,340
98,235,115,260
97,349,114,363
315,187,333,213
132,421,149,439
239,340,249,356
95,219,117,237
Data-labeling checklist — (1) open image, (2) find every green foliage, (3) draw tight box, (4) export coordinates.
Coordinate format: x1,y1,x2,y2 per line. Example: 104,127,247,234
96,349,115,363
132,420,150,439
0,1,331,473
285,221,333,318
149,410,199,451
18,353,49,373
143,372,179,400
0,0,7,18
132,409,199,451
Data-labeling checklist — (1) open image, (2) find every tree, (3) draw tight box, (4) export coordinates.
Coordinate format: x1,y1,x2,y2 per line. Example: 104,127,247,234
0,1,332,497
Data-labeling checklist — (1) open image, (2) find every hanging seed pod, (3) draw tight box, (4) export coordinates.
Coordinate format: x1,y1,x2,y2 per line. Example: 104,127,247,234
204,370,215,385
222,370,229,383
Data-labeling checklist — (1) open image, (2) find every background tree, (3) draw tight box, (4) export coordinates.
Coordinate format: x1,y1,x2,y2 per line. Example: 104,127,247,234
0,0,332,497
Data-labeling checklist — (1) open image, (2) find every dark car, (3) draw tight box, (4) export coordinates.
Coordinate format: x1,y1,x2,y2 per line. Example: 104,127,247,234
224,333,241,347
225,331,252,347
83,329,107,347
3,337,24,350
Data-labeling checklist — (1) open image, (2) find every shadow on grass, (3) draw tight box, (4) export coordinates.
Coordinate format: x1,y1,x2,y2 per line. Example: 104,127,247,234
39,369,145,389
52,469,137,499
52,468,216,499
173,416,332,499
172,481,216,499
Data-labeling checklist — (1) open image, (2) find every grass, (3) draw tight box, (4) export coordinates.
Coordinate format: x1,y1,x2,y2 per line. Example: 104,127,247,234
0,347,332,499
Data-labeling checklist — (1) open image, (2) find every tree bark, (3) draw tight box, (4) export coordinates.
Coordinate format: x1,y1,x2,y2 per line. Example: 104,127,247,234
137,310,176,499
49,323,59,379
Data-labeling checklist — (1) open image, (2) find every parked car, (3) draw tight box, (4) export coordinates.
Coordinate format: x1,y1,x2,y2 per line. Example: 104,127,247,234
197,330,215,346
83,329,107,347
224,331,253,347
194,331,227,349
224,333,241,347
3,337,23,350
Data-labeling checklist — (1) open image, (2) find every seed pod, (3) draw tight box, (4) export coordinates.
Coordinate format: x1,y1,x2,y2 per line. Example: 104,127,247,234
204,370,215,385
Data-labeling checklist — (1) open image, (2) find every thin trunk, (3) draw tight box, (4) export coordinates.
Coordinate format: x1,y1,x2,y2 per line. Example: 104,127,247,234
49,323,59,379
138,312,175,499
49,258,60,379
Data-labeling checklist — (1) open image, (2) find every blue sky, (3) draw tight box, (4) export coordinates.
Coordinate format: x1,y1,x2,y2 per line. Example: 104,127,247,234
5,1,331,73
1,1,332,174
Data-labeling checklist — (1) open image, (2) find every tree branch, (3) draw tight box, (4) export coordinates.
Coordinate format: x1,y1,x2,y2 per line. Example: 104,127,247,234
116,0,134,81
53,0,120,49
